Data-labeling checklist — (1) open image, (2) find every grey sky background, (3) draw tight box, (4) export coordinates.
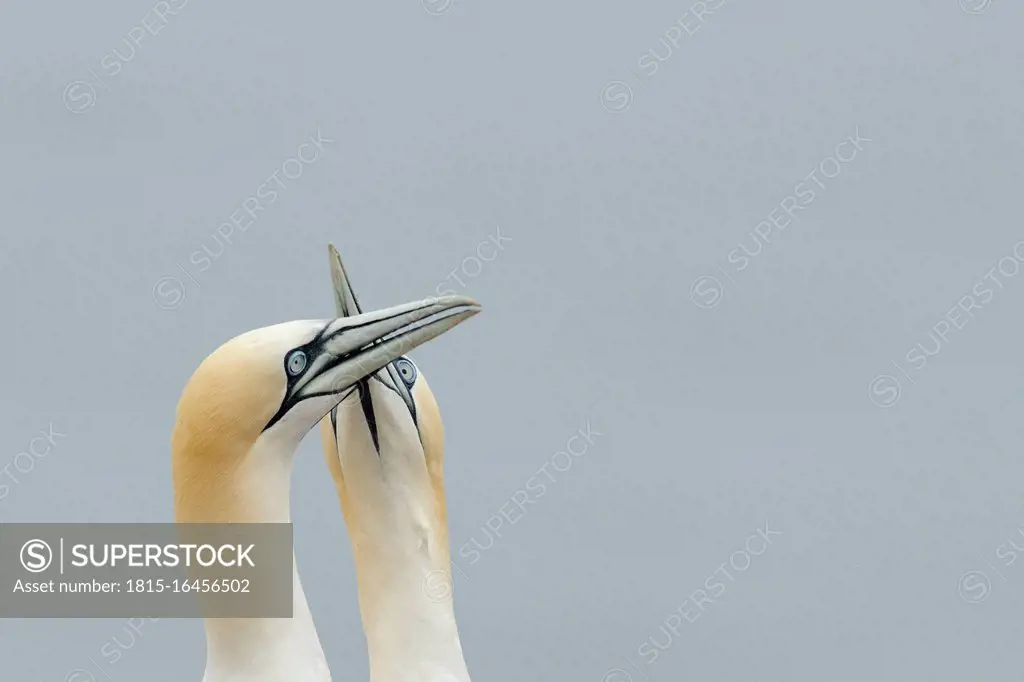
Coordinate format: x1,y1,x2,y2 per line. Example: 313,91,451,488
2,0,1023,680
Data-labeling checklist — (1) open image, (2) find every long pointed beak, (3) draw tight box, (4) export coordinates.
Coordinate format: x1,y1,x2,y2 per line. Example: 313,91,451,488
263,295,480,431
318,296,478,391
328,243,363,317
326,243,425,451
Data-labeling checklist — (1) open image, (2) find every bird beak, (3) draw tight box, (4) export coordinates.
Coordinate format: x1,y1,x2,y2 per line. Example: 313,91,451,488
326,243,422,450
317,295,480,393
328,243,362,317
264,295,480,431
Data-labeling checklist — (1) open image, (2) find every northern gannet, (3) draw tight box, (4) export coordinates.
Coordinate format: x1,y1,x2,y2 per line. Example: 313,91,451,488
319,244,473,682
171,293,480,682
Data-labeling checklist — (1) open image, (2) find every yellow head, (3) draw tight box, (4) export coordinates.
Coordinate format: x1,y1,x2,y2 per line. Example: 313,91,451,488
171,294,479,526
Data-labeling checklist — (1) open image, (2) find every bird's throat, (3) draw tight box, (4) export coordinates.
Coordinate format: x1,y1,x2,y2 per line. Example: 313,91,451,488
353,538,471,682
174,435,330,682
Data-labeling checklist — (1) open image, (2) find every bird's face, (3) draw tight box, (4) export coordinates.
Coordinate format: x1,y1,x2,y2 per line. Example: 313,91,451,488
319,246,451,556
172,296,478,475
324,359,449,559
327,353,423,452
328,354,434,461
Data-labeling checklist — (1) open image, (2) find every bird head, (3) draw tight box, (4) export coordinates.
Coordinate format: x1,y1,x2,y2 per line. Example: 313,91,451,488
171,293,479,523
319,244,455,564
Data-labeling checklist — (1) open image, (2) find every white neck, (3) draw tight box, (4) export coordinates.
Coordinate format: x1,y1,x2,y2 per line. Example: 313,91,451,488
352,518,471,682
202,433,330,682
336,406,470,682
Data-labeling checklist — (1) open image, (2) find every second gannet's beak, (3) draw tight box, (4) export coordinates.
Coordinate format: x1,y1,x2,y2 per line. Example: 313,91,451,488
327,243,424,451
329,242,362,317
263,294,480,432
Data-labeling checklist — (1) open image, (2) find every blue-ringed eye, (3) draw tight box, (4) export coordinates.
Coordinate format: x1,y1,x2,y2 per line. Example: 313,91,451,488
395,357,417,386
286,350,307,376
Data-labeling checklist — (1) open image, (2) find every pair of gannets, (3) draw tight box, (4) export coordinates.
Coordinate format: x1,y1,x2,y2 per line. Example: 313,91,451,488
171,245,475,682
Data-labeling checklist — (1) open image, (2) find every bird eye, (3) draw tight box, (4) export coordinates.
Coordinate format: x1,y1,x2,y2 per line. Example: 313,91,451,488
395,357,417,386
286,350,307,376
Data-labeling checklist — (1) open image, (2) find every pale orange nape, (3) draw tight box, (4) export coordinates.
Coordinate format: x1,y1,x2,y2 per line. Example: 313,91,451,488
171,333,286,524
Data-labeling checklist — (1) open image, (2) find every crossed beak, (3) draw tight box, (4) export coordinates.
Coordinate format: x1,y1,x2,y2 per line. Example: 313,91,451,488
263,294,479,431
